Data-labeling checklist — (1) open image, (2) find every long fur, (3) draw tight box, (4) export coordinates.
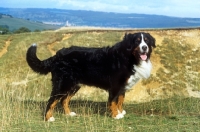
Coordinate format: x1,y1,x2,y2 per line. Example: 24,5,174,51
26,32,156,121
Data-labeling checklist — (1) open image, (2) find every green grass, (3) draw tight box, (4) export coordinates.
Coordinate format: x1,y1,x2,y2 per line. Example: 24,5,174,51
1,94,200,131
0,17,60,31
0,30,200,131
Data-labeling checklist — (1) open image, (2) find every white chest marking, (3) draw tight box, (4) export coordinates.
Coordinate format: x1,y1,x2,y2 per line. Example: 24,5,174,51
125,60,152,90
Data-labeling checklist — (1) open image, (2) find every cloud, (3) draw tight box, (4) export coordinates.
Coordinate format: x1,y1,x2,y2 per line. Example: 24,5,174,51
52,0,129,12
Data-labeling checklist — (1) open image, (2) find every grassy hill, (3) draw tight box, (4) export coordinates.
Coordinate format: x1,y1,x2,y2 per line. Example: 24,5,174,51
0,28,199,131
0,15,60,31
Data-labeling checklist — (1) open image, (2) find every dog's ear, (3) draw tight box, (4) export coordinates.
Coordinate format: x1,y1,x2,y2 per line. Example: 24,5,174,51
123,33,128,40
148,33,156,48
151,36,156,48
123,33,136,41
123,33,137,52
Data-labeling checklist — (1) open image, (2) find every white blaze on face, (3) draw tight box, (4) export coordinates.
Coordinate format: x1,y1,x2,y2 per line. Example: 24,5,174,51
139,33,149,61
139,34,149,52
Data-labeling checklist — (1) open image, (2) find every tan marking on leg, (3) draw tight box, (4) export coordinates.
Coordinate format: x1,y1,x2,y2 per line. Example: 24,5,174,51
109,101,118,118
45,100,59,121
62,95,73,115
117,95,124,113
126,77,130,83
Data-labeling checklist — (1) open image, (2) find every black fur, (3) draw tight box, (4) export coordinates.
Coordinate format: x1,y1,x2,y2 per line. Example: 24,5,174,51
26,32,155,120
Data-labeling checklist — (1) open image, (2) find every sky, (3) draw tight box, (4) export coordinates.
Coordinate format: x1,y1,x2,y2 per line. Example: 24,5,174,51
1,0,200,18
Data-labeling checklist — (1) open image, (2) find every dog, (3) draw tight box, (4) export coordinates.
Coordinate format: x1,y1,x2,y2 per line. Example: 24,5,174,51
26,32,156,121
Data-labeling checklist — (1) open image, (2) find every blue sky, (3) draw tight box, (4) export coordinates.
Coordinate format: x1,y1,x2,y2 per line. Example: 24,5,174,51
1,0,200,18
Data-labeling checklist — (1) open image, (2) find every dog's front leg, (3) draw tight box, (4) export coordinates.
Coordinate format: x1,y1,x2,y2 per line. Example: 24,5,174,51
117,93,126,116
108,91,124,119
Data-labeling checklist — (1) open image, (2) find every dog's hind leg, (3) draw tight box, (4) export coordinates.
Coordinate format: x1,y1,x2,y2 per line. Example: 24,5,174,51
61,85,80,116
45,78,65,121
45,93,61,121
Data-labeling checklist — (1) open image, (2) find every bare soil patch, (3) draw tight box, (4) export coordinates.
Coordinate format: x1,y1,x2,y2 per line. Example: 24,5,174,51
0,37,11,57
47,34,72,56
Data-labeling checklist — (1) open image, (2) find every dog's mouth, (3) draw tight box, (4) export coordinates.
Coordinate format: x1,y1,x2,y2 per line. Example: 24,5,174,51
140,52,147,61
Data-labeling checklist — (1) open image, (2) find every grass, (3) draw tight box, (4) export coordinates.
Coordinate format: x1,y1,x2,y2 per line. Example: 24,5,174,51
0,29,200,131
1,94,200,131
53,31,123,51
142,37,200,97
0,35,11,51
0,17,60,31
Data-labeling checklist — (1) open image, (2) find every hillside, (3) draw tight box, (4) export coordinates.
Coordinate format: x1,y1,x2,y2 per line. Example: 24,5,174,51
0,27,199,101
0,28,199,131
0,14,60,31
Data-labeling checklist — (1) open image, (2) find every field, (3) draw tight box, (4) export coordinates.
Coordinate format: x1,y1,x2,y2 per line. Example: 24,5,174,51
0,28,200,131
0,16,60,31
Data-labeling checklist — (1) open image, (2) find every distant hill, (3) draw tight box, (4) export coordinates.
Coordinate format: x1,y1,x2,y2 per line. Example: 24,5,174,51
1,7,200,28
0,13,60,32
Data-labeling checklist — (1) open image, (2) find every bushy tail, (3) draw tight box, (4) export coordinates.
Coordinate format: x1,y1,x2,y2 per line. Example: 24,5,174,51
26,44,54,75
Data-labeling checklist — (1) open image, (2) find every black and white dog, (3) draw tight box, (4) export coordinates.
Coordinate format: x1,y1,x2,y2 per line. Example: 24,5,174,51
26,32,156,121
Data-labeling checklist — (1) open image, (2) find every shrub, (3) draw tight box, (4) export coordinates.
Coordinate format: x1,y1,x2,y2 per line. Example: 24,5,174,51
14,27,31,34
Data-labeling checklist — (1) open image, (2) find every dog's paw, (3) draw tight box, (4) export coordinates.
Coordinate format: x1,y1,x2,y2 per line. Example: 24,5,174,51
69,112,76,116
47,116,55,122
121,110,126,115
117,109,126,115
113,113,124,119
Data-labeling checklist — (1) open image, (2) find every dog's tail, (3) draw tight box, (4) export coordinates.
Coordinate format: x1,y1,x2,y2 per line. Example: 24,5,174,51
26,44,54,75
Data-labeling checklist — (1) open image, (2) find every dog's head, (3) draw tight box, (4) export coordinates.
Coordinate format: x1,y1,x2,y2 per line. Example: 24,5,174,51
123,32,156,62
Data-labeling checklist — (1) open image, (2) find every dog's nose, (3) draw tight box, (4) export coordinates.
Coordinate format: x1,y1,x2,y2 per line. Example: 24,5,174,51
142,45,147,51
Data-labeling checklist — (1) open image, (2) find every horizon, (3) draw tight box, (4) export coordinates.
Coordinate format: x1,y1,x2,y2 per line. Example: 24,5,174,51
0,6,199,19
1,6,200,30
1,0,200,18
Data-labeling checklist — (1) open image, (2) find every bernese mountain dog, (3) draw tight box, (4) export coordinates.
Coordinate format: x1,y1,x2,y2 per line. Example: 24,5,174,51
26,32,156,121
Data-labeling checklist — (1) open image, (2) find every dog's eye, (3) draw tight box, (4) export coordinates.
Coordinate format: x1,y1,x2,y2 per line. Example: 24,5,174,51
144,38,149,43
135,38,141,44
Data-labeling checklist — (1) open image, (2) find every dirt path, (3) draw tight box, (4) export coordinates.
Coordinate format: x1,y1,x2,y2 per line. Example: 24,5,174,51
0,37,11,58
47,34,72,56
47,42,58,55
